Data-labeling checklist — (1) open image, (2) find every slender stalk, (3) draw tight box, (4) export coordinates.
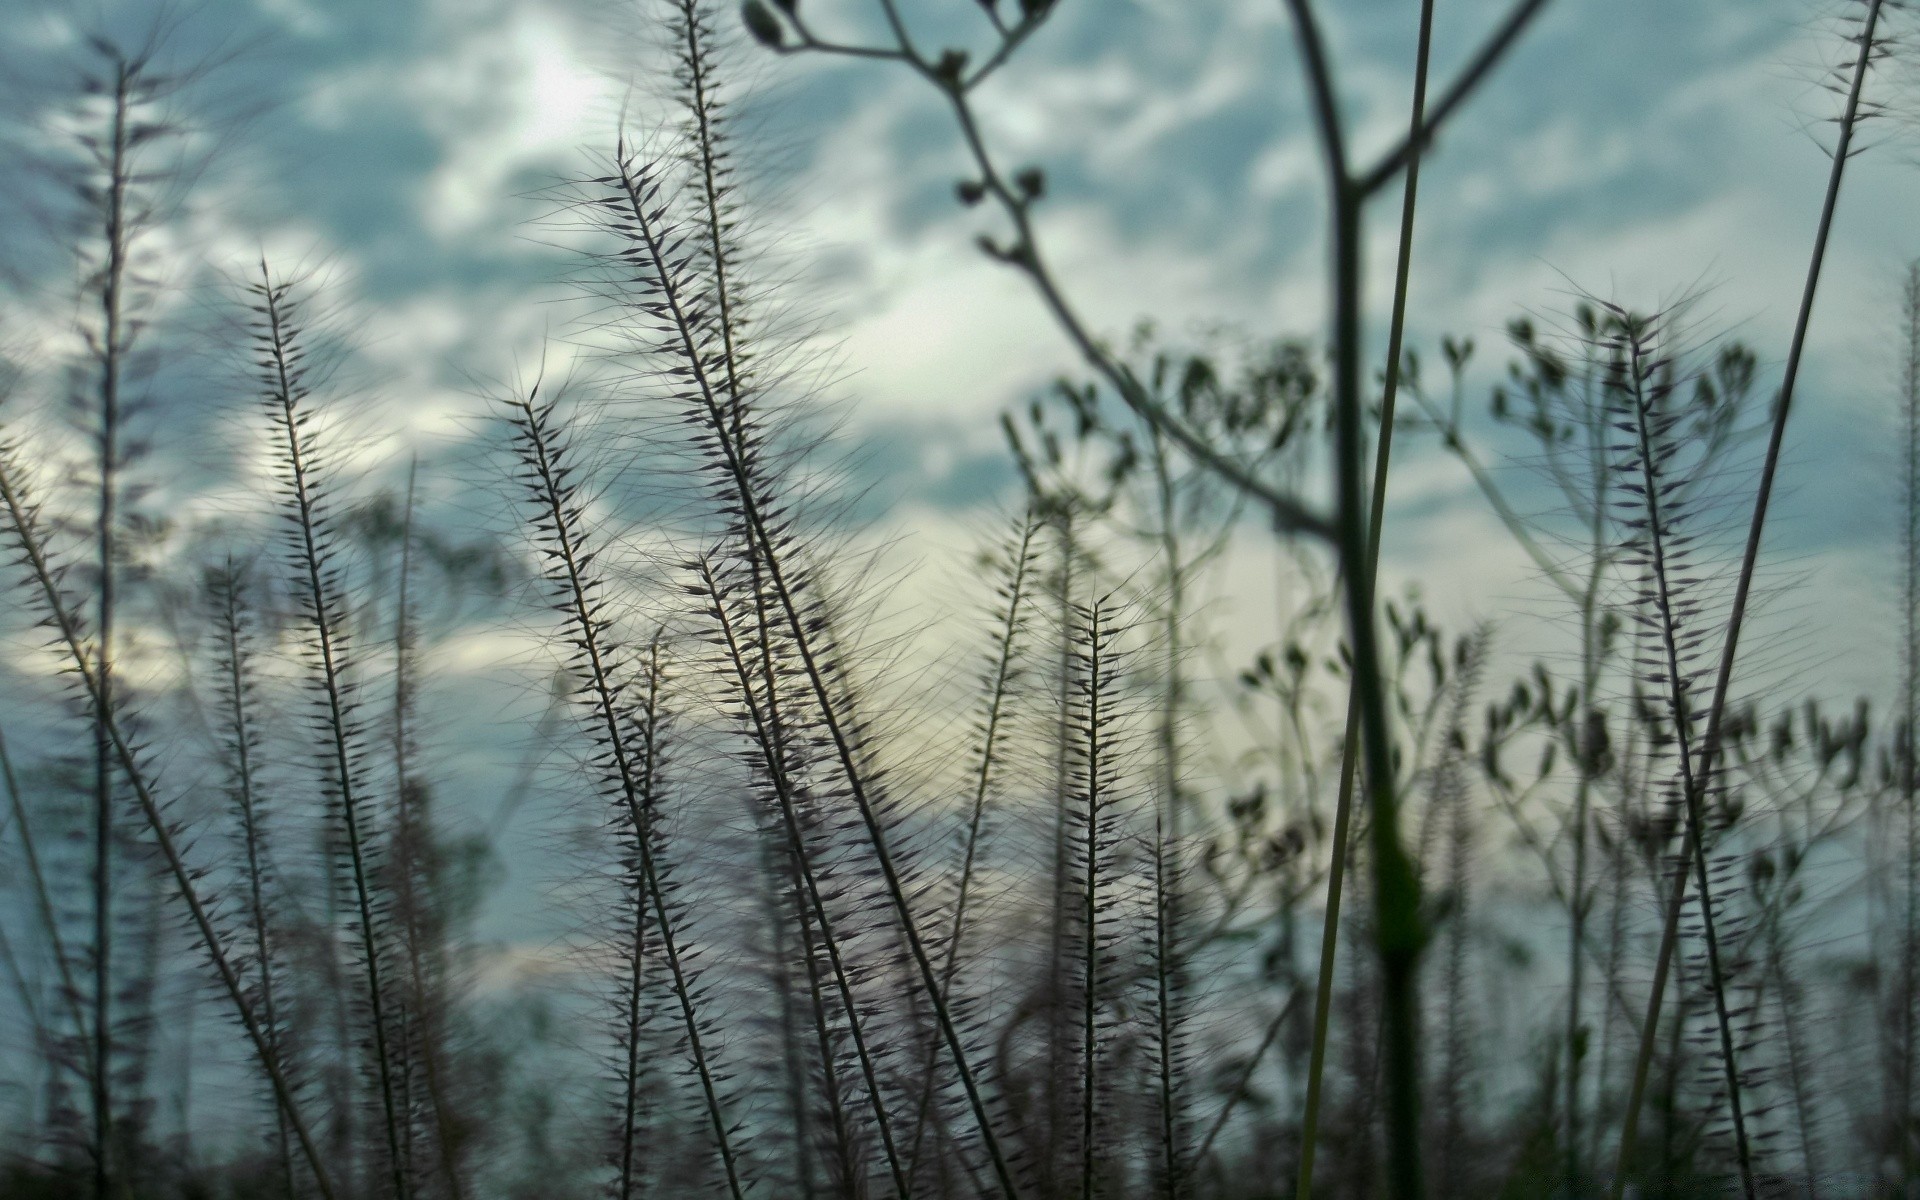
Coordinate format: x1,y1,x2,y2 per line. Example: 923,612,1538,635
1150,810,1183,1199
210,566,297,1198
698,558,905,1199
1294,4,1433,1194
1148,432,1188,1198
1566,349,1613,1192
255,265,411,1200
88,62,135,1200
615,821,651,1200
0,730,93,1085
1610,5,1885,1189
0,442,337,1200
1285,1,1432,1190
751,829,821,1200
1898,260,1920,1198
1616,314,1755,1197
1065,597,1122,1200
1047,507,1078,1195
387,461,467,1200
509,398,751,1200
609,149,1018,1195
904,514,1039,1178
1353,0,1551,198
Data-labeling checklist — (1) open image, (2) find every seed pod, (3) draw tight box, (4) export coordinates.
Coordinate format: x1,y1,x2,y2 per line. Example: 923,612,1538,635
741,0,784,48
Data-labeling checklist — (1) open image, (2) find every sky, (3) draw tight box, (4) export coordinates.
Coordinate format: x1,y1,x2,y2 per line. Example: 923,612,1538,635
0,0,1915,949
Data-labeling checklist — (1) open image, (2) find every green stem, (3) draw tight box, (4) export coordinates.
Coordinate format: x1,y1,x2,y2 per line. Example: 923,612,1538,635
1294,3,1432,1194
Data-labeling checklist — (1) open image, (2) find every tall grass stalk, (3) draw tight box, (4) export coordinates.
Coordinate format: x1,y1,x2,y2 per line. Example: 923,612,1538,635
1901,259,1920,1196
1612,306,1756,1196
697,549,912,1195
1281,1,1438,1192
250,260,412,1199
587,107,1021,1187
79,54,142,1198
504,388,750,1200
1611,6,1886,1191
1294,3,1433,1193
904,512,1040,1179
0,728,93,1093
206,561,298,1197
589,133,917,1193
0,433,337,1200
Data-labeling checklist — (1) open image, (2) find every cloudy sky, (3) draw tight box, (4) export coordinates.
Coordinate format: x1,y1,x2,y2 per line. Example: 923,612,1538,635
1,0,1914,946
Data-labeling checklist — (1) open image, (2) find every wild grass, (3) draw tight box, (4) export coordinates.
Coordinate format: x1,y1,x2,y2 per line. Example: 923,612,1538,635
0,2,1915,1199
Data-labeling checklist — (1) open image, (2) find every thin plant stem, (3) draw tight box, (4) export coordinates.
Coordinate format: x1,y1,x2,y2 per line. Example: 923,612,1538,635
1618,312,1757,1198
904,514,1039,1180
89,62,134,1200
210,567,297,1197
0,442,338,1200
0,730,93,1083
257,265,411,1200
509,397,751,1200
1903,259,1920,1199
1195,991,1304,1165
1609,4,1884,1189
1294,2,1433,1193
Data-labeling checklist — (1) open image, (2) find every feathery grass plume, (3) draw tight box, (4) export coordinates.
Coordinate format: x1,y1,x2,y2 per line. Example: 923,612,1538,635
1608,4,1900,1186
378,462,472,1200
1143,797,1191,1200
244,259,414,1199
1042,507,1084,1196
501,383,750,1200
901,510,1042,1185
1001,389,1117,1197
204,557,302,1197
0,421,336,1200
1593,299,1762,1198
1059,592,1140,1200
1456,308,1775,1190
1420,628,1486,1200
1463,313,1674,1188
51,35,205,1188
661,0,755,395
693,548,908,1196
613,29,910,1161
1002,335,1316,1194
562,74,1020,1198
